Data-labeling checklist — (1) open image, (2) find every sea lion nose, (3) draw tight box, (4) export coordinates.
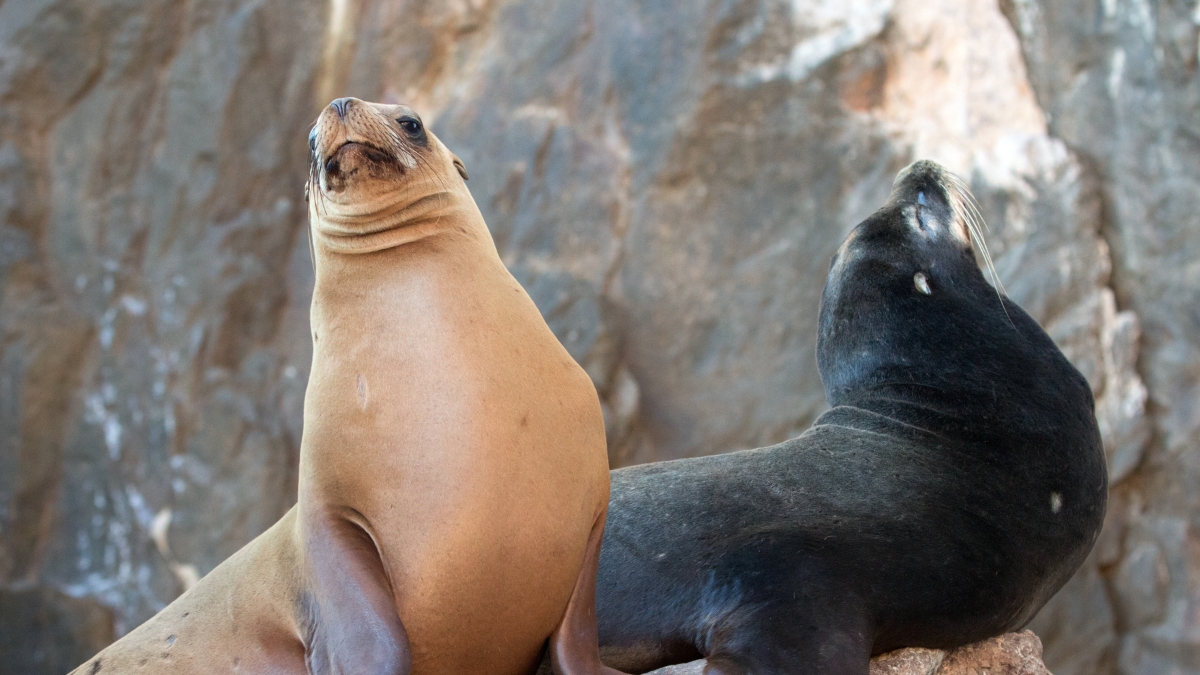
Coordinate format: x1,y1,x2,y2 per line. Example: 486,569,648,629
330,97,353,118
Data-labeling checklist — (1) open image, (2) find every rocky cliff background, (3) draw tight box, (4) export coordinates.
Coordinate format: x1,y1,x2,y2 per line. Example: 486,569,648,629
0,0,1195,673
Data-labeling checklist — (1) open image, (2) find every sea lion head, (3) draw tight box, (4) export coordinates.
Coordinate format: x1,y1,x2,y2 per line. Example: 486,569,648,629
816,160,1107,616
306,97,472,251
816,160,1094,436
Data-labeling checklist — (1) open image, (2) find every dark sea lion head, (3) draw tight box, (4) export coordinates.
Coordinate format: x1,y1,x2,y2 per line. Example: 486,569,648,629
816,160,1098,444
306,97,473,248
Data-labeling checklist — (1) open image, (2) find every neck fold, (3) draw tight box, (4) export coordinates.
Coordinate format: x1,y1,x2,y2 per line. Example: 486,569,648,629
309,189,478,254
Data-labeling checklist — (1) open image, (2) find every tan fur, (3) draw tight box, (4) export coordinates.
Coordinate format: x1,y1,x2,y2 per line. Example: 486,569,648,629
71,99,620,675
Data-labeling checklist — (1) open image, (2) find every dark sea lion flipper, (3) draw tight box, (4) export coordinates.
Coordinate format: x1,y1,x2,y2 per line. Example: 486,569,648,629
299,509,411,675
550,511,630,675
701,597,872,675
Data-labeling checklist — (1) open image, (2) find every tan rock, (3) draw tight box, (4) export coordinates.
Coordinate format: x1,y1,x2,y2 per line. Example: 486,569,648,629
643,632,1050,675
934,632,1051,675
870,647,946,675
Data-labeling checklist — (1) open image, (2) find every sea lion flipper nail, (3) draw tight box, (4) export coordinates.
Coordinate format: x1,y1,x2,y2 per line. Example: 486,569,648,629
299,511,411,675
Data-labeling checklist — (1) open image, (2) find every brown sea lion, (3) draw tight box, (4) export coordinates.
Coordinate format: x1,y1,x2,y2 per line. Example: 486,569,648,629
70,97,623,675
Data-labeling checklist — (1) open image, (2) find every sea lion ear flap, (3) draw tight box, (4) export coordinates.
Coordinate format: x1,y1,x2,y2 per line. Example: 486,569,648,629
452,154,469,181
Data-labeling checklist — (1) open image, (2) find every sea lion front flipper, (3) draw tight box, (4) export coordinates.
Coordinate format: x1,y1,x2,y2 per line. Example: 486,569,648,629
701,592,872,675
549,511,630,675
300,509,411,675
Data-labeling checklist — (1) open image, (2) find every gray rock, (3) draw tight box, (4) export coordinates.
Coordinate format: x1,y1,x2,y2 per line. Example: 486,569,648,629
1002,0,1200,672
0,0,325,652
0,587,114,675
1112,540,1170,630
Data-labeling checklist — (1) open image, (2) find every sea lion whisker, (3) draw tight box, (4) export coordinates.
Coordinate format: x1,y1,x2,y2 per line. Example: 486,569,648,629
415,151,452,194
943,171,1008,310
317,160,333,218
430,155,455,194
308,160,322,219
313,162,328,217
371,117,418,171
384,128,412,168
950,178,1008,326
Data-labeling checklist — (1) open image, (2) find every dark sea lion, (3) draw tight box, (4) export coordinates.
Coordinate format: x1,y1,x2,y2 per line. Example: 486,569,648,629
71,97,625,675
591,161,1108,675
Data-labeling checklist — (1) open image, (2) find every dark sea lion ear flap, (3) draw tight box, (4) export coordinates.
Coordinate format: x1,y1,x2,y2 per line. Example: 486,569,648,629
452,154,469,181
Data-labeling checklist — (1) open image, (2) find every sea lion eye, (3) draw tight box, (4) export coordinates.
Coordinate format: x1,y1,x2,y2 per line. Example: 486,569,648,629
398,117,422,134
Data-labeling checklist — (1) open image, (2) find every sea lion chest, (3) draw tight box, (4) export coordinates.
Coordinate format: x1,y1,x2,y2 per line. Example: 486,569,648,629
301,237,608,674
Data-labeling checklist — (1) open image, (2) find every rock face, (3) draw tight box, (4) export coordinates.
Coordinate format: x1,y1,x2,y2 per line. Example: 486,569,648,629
0,587,114,675
648,631,1052,675
0,0,323,639
1001,3,1200,673
0,0,1189,674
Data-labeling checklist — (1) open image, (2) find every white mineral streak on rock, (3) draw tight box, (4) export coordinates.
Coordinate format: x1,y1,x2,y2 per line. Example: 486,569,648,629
103,417,122,460
316,0,358,106
119,295,147,316
150,508,172,557
737,0,894,85
1108,48,1126,99
782,0,894,81
1096,290,1150,483
168,563,200,592
99,307,117,350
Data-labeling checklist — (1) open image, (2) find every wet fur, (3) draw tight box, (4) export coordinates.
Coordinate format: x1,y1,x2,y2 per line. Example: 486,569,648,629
592,161,1108,675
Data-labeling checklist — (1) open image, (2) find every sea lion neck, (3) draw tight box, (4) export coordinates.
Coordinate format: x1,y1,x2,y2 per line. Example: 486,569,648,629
309,182,488,255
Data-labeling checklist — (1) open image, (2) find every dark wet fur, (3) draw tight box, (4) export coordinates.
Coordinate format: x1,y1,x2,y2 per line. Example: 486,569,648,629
593,162,1108,675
